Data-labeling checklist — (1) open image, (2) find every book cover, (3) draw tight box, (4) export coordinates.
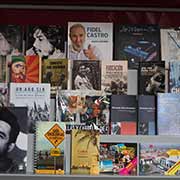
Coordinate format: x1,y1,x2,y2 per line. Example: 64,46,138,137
110,95,137,135
0,83,8,106
0,107,28,173
140,143,180,176
0,56,7,82
10,55,40,83
68,22,113,61
161,28,180,61
101,60,128,95
9,83,51,133
138,61,165,95
42,58,68,96
34,121,65,174
157,93,180,135
138,95,156,135
71,60,101,90
71,128,100,175
80,95,110,134
114,24,161,69
25,25,66,59
169,61,180,93
100,143,137,176
0,25,23,56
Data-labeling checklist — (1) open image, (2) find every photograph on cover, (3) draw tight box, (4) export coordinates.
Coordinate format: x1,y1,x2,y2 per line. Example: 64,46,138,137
26,25,66,59
140,143,180,176
68,22,113,60
114,24,161,69
0,25,23,56
161,28,180,61
0,107,28,173
72,60,101,90
9,83,51,133
0,83,8,106
35,122,65,174
100,143,137,176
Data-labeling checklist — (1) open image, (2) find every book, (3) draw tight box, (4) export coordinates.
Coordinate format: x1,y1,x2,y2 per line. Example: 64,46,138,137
71,128,100,175
138,95,156,135
100,142,137,176
169,61,180,93
0,83,8,106
10,55,40,83
161,28,180,61
42,58,68,96
101,60,128,95
9,83,51,133
68,22,113,61
110,95,137,135
34,121,65,174
140,143,180,176
25,25,66,59
114,24,161,69
71,60,101,90
138,61,165,95
0,107,28,173
0,56,7,82
0,25,23,56
157,93,180,135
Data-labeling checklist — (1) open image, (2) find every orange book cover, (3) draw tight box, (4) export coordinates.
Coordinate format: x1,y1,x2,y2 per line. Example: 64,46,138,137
10,55,40,83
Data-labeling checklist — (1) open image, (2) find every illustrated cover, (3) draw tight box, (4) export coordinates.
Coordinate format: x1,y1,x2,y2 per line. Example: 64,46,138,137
169,61,180,93
138,61,165,95
71,128,100,175
140,143,180,176
0,25,23,56
42,58,68,96
101,60,128,95
157,93,180,135
0,83,8,106
100,143,137,176
80,95,110,134
10,55,40,83
71,60,101,90
34,121,65,174
110,95,137,135
56,90,105,133
0,107,28,173
161,28,180,61
9,83,51,133
0,56,7,82
25,25,66,59
114,24,161,69
68,22,113,61
138,95,156,135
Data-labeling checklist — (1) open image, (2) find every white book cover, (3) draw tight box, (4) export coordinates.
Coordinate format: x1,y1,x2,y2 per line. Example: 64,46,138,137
68,22,113,61
102,60,128,95
161,28,180,61
9,83,51,133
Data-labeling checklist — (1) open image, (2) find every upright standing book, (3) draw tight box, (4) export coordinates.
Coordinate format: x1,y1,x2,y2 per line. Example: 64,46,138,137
0,25,23,56
101,60,128,95
138,61,165,95
138,95,156,135
9,83,51,133
114,24,161,69
0,83,8,106
157,93,180,135
71,60,101,90
68,22,113,61
25,25,66,59
71,128,100,175
110,95,137,135
0,56,7,82
34,121,65,174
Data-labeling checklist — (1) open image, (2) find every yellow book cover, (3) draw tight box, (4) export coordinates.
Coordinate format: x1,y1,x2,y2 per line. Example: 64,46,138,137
71,128,100,175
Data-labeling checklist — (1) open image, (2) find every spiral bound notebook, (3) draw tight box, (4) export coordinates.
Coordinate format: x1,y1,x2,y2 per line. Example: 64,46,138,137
34,121,66,174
